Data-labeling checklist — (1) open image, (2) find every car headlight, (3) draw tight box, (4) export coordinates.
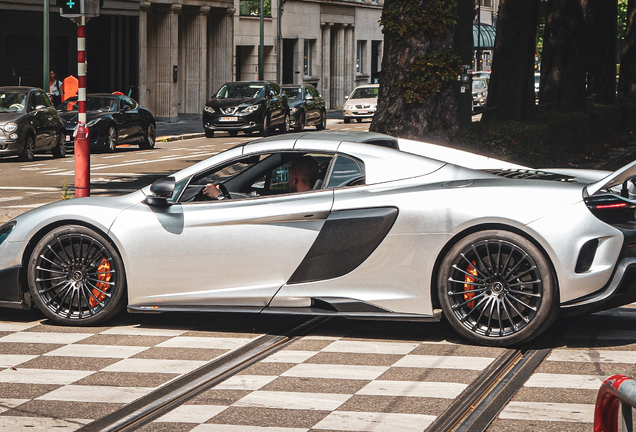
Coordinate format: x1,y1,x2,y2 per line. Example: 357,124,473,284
3,122,17,133
86,118,100,127
370,105,377,111
204,106,215,114
240,105,260,113
290,107,298,113
344,105,354,110
0,221,16,246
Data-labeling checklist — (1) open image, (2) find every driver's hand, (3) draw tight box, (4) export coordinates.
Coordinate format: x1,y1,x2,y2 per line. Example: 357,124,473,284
202,183,221,199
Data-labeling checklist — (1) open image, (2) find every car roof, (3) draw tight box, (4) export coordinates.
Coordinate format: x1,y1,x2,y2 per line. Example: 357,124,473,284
247,131,398,149
0,86,41,92
353,84,379,88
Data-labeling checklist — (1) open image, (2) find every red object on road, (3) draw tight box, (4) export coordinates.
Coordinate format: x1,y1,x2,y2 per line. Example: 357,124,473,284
594,374,636,432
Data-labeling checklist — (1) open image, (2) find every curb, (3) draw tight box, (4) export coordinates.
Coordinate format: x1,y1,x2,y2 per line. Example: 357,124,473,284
156,132,206,143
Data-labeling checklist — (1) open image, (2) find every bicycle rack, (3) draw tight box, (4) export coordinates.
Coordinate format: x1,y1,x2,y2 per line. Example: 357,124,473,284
595,374,636,432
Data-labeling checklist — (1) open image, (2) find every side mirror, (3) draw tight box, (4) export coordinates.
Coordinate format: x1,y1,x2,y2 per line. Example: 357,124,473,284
344,96,349,100
145,177,175,207
35,105,47,110
305,95,314,101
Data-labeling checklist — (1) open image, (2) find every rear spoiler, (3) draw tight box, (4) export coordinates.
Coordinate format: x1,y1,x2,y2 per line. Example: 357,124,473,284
586,160,636,196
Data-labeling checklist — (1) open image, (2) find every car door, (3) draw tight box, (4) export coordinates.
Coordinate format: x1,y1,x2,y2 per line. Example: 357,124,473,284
115,150,335,310
267,83,285,125
119,96,143,142
27,91,53,148
305,86,321,123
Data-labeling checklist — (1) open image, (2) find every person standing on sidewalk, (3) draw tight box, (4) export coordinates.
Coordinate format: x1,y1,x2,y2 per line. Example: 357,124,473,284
48,70,63,107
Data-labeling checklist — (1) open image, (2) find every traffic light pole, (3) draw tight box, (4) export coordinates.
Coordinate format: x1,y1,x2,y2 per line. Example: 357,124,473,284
74,15,90,198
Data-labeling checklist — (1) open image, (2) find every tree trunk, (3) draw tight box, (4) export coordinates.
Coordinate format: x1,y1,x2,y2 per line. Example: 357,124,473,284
587,0,617,104
482,0,540,121
369,0,459,143
619,0,636,97
540,0,589,111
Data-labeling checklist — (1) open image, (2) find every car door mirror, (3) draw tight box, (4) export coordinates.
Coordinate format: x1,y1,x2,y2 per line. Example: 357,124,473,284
344,96,349,100
35,104,47,110
145,176,175,207
305,95,314,101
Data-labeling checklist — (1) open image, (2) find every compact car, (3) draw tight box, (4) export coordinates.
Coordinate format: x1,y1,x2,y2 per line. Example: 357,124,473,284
0,86,66,161
342,84,379,123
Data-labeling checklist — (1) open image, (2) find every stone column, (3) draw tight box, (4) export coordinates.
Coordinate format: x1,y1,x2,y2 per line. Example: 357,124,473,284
138,5,149,108
152,4,180,120
208,9,234,97
321,23,331,108
344,24,355,97
183,6,209,116
331,25,345,110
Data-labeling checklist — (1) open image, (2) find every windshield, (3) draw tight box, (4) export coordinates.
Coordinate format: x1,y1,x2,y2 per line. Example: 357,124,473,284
349,87,378,99
0,91,27,113
282,88,302,100
473,80,487,90
215,83,265,99
58,96,118,112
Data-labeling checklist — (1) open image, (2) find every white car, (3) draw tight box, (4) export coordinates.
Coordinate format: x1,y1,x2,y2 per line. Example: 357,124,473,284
342,84,379,124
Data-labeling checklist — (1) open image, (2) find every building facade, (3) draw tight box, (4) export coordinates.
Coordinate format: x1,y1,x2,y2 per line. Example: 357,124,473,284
1,0,384,121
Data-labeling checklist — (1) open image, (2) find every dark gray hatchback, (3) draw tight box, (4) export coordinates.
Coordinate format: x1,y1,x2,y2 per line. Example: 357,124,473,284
0,86,66,161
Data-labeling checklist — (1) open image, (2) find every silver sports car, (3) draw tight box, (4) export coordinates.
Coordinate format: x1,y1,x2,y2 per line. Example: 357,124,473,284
1,131,636,347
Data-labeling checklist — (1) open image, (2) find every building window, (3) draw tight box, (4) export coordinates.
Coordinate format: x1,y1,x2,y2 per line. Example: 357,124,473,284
304,40,313,77
356,41,366,74
239,0,271,17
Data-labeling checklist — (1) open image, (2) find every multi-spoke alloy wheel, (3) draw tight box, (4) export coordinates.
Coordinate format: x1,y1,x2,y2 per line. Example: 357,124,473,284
28,225,126,325
438,230,558,346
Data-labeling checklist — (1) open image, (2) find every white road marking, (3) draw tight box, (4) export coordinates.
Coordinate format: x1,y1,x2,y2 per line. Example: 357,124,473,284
321,340,419,355
190,424,306,431
281,363,389,380
0,355,39,368
101,358,208,374
0,186,60,191
0,197,23,203
214,375,278,391
154,405,228,423
524,373,606,390
36,385,154,403
156,336,255,350
499,401,594,423
357,380,467,399
43,344,150,359
0,368,94,385
234,391,351,411
0,321,41,332
547,349,636,364
101,154,127,159
0,399,29,415
100,326,190,337
262,350,319,364
392,354,495,370
314,411,436,432
0,332,93,344
0,416,91,431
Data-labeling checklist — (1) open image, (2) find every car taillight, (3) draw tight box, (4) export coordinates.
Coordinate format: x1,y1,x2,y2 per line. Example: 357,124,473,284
585,195,636,226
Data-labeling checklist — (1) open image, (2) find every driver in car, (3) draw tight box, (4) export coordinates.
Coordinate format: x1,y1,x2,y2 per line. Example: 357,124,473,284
202,155,319,200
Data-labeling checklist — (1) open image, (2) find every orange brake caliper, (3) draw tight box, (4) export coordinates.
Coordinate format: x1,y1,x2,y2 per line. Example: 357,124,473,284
89,258,112,308
464,261,478,309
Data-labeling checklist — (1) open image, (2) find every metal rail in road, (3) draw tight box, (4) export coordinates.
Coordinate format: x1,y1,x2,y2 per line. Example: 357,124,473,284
77,317,567,432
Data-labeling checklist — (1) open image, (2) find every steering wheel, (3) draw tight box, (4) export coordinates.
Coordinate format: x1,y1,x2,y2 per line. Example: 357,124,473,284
194,183,232,201
217,183,232,199
9,103,24,112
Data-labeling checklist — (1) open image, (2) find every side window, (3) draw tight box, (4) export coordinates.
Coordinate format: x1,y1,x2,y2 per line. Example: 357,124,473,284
121,97,134,110
37,92,52,108
326,155,365,188
27,93,37,111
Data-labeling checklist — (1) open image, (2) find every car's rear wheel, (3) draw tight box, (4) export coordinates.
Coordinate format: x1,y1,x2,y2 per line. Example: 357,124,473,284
205,129,214,138
343,118,351,124
27,225,127,326
140,123,156,149
105,125,117,153
20,135,35,162
228,131,238,137
279,114,290,133
356,118,362,123
52,132,67,158
316,111,326,130
437,230,558,347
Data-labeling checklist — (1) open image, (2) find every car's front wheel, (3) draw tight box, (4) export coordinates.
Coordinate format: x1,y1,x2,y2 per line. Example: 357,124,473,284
437,230,558,347
140,123,156,149
279,114,290,133
316,110,326,130
260,114,270,137
20,135,35,162
27,225,127,326
343,118,351,124
105,125,117,152
295,113,305,132
205,129,214,138
52,132,67,158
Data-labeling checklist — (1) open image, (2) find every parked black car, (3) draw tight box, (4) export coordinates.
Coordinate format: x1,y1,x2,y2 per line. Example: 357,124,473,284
281,84,327,131
57,94,156,152
203,81,289,137
0,86,66,161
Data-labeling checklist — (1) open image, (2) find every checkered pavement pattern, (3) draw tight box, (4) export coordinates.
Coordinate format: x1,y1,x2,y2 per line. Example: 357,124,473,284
0,318,260,431
142,327,507,432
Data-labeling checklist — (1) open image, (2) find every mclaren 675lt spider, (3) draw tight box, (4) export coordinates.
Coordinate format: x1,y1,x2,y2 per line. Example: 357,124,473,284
2,131,636,346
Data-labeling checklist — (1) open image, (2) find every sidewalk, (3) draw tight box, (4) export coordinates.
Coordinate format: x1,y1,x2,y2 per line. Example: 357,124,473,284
156,110,345,142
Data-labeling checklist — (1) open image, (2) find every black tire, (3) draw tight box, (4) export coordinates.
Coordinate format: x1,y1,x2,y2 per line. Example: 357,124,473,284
52,132,67,158
105,125,117,153
295,113,305,132
27,225,127,326
279,114,290,133
140,123,156,149
228,131,239,137
260,115,270,137
343,118,351,124
20,134,35,162
205,129,215,138
316,111,326,130
437,230,558,347
356,118,363,123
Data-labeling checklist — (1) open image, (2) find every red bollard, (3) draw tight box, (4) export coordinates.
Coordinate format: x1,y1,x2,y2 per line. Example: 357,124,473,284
74,123,90,198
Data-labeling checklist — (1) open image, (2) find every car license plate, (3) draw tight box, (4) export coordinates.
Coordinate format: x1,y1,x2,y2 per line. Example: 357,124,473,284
220,116,238,122
357,110,368,114
65,135,71,142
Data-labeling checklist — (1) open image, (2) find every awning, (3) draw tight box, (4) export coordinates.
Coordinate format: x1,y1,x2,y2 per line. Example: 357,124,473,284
473,23,496,50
